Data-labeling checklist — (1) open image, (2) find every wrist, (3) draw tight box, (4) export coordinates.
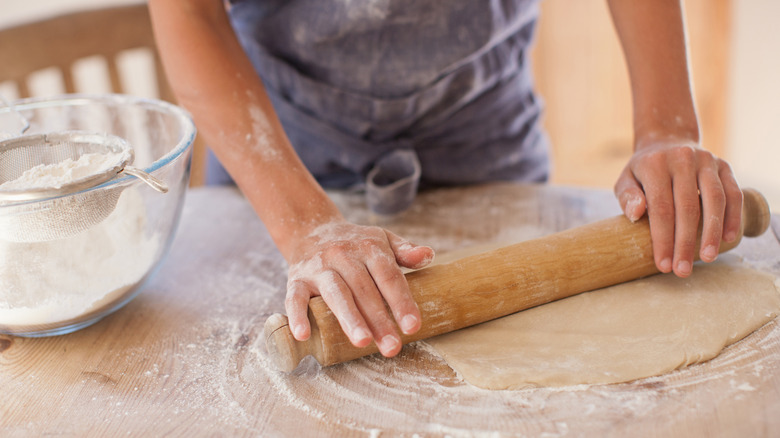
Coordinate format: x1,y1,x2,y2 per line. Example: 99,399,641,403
634,117,700,152
633,101,700,152
265,194,346,262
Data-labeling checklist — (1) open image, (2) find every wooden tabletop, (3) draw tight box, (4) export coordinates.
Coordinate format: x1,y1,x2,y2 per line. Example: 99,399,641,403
2,183,779,437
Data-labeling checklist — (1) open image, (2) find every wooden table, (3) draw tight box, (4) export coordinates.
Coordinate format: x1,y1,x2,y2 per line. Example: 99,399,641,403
2,183,779,437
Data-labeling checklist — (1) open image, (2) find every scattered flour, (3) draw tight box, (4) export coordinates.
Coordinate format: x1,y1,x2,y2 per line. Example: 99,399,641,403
27,187,771,436
0,151,127,191
0,186,159,327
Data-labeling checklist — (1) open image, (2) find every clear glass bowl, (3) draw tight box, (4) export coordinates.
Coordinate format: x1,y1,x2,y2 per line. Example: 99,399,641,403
0,94,196,337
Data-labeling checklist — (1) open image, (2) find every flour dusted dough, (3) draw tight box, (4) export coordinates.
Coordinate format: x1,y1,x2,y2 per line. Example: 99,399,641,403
426,254,780,390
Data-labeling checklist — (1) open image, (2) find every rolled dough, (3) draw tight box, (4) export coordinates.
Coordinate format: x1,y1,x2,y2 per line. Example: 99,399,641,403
425,254,780,390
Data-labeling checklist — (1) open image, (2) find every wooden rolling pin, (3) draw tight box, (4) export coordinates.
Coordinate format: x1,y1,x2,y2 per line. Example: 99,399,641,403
265,189,771,372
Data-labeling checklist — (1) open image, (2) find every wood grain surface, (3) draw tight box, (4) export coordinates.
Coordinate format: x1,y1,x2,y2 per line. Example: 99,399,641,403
1,183,779,437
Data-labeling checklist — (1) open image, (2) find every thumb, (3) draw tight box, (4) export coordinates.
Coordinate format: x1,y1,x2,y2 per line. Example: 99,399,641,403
614,170,647,222
385,231,435,270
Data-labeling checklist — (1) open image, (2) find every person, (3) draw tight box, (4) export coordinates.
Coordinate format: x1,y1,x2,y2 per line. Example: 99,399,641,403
148,0,743,359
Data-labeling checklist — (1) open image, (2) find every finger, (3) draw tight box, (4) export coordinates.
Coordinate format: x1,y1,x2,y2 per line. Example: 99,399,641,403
670,157,701,277
614,169,647,222
285,280,313,341
316,271,373,348
385,230,435,270
697,167,726,262
338,263,403,357
719,162,743,243
368,242,422,336
642,171,675,274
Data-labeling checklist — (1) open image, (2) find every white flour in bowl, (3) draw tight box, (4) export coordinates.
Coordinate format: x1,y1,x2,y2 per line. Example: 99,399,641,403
0,184,159,328
0,152,126,191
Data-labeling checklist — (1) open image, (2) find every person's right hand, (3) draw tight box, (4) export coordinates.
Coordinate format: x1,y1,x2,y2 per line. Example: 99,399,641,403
614,138,742,278
285,221,435,357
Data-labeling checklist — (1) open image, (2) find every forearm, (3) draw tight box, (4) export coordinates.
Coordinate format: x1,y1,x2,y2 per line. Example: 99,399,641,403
606,0,700,149
607,0,742,278
148,0,342,258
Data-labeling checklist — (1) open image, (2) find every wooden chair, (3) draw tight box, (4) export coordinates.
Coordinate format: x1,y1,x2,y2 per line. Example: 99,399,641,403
0,4,206,186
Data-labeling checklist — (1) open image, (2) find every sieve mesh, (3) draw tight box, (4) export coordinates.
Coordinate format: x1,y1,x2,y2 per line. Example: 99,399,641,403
0,188,123,241
0,131,166,242
0,132,130,199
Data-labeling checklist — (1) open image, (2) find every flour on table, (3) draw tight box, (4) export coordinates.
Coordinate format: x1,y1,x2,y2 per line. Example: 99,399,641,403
425,253,780,390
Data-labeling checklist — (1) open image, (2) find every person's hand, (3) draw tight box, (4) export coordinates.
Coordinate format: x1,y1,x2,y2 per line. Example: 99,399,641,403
285,221,435,357
614,138,742,277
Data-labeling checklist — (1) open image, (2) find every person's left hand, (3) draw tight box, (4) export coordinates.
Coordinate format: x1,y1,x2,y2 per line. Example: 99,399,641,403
614,137,743,277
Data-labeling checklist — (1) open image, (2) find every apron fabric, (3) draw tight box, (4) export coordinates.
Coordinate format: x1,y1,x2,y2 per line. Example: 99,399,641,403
225,0,549,213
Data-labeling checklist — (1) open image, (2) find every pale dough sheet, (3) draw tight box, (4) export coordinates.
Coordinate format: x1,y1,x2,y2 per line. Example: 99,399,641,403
426,255,780,390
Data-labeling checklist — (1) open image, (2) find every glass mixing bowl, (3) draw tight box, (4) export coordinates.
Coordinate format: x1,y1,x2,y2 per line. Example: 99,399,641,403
0,94,196,336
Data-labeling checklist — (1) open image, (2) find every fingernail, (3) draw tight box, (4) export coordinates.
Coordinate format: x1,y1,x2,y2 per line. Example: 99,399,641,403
677,260,691,275
353,328,371,343
415,247,435,268
701,245,718,261
626,197,642,222
724,230,737,242
293,325,306,340
660,258,673,273
380,335,400,352
401,314,418,334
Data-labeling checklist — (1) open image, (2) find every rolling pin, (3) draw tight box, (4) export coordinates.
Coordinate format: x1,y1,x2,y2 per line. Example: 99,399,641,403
265,188,771,372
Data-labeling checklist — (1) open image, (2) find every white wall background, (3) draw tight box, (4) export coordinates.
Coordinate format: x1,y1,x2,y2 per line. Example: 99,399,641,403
726,0,780,211
2,0,778,209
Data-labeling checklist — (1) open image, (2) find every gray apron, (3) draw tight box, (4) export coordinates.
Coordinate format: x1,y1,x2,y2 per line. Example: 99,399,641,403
225,0,549,214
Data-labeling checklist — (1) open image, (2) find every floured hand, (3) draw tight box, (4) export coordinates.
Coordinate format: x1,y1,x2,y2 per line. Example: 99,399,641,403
614,138,742,277
285,221,434,357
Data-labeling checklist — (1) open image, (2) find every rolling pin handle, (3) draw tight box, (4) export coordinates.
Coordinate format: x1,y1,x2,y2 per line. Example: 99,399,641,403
742,188,771,238
264,313,319,372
